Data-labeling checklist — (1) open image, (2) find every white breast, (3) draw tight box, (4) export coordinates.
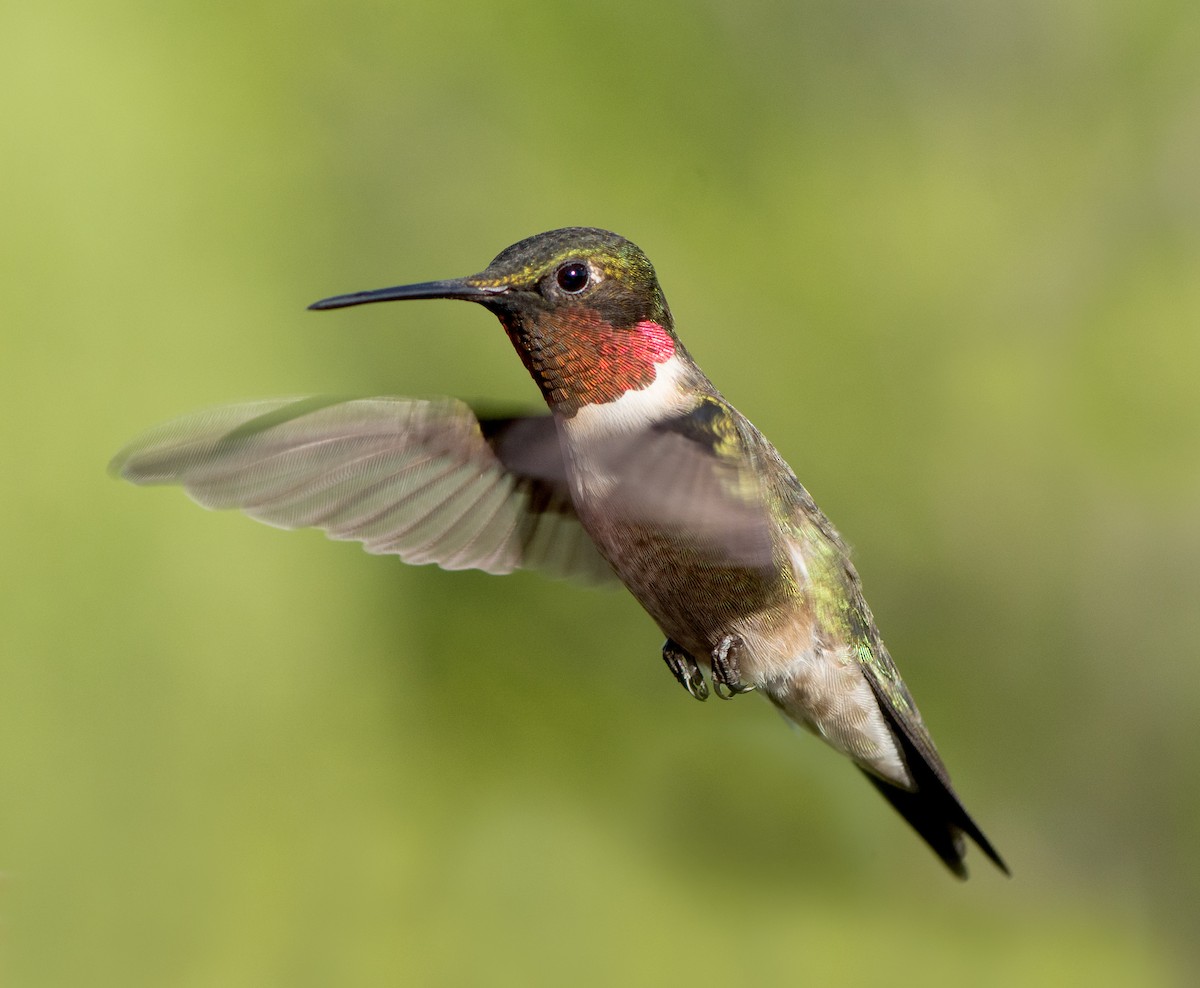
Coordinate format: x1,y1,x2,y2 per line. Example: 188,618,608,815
559,355,692,501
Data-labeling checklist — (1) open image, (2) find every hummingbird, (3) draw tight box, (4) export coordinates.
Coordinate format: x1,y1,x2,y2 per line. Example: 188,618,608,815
112,227,1007,878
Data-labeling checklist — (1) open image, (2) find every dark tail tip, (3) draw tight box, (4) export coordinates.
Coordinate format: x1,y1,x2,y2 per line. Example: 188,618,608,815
862,771,1008,879
864,693,1010,879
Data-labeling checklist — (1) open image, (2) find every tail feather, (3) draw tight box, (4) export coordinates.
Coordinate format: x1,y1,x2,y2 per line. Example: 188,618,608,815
867,697,1009,879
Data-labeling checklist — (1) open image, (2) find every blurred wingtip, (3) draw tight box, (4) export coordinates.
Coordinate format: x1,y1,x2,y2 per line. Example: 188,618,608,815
107,442,137,482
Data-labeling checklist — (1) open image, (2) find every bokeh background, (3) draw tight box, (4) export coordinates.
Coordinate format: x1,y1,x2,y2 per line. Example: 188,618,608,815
3,1,1198,984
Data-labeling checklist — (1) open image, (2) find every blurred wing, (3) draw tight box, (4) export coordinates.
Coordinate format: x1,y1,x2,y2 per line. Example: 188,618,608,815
111,395,615,582
591,395,777,568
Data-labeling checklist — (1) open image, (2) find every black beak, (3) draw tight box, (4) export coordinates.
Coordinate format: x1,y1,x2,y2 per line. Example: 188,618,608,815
308,278,507,311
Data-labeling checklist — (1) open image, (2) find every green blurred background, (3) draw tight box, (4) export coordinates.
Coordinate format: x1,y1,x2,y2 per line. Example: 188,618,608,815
3,0,1197,984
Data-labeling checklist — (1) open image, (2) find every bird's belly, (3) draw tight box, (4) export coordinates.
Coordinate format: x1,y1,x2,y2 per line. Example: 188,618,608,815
589,518,905,783
760,642,907,785
577,495,906,785
576,505,793,665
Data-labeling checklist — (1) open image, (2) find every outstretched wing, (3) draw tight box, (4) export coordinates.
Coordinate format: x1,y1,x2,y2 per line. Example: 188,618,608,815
111,395,615,583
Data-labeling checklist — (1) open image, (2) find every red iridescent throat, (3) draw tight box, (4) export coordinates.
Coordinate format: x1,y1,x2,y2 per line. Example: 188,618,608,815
504,311,676,414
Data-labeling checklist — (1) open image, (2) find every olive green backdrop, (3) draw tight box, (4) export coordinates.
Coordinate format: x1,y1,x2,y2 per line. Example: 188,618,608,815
2,1,1197,984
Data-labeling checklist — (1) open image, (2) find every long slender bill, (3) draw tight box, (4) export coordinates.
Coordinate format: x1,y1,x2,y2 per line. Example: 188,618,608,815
308,279,507,310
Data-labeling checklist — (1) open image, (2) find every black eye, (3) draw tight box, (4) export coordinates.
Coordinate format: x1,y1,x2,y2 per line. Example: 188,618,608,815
555,262,590,294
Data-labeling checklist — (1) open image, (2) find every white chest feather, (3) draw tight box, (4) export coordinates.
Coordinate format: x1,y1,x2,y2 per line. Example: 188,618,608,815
559,355,692,500
563,355,691,439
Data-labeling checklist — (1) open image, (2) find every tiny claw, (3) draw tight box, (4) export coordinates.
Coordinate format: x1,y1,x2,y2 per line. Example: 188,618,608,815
662,639,709,701
710,634,754,700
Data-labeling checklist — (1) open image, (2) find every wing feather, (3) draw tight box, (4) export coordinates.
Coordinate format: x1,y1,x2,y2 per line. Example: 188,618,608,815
111,396,614,583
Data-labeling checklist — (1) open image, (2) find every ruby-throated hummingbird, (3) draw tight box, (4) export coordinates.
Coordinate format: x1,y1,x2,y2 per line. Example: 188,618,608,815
113,227,1007,878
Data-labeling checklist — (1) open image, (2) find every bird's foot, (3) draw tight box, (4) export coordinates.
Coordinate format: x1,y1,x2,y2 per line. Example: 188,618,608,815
662,638,709,701
711,634,754,699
